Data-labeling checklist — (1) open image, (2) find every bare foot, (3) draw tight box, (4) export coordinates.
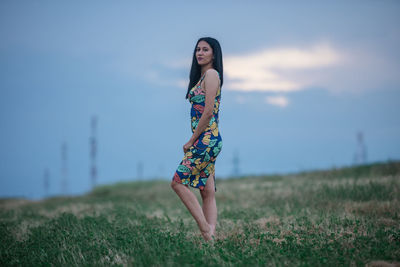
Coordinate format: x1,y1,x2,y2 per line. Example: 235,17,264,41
201,224,216,242
200,224,213,241
209,224,216,236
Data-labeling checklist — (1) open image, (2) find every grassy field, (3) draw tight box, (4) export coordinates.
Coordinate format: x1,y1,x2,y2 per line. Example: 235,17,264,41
1,161,400,266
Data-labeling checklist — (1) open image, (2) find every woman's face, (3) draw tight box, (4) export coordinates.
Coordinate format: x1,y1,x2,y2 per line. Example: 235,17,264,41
196,40,213,66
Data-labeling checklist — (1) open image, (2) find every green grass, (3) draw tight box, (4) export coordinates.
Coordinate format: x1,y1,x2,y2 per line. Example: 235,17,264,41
1,161,400,266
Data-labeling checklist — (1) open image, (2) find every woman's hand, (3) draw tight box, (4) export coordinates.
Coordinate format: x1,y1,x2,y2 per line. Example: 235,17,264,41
183,140,194,154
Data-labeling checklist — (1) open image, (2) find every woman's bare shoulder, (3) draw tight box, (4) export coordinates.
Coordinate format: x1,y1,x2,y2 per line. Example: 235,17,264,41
202,69,220,94
205,68,219,78
204,69,220,84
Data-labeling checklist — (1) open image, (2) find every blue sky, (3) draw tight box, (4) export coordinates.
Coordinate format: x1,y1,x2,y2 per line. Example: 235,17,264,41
1,0,399,199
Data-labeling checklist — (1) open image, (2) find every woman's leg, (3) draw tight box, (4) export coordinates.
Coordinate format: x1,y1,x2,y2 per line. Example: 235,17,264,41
170,181,213,241
200,172,217,236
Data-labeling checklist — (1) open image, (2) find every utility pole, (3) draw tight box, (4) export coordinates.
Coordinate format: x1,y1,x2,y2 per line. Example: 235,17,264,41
43,167,50,198
61,141,68,195
353,131,367,165
137,161,143,180
232,149,240,177
90,115,98,189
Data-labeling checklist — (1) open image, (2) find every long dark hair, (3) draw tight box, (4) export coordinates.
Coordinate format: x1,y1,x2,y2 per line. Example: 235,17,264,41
185,37,223,99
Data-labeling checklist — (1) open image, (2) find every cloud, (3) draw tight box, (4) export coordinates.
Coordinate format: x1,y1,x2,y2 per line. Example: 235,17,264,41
265,96,289,107
224,43,341,92
143,40,400,100
144,42,342,93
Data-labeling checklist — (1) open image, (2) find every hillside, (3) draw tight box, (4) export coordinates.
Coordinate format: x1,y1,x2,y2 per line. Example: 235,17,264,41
1,161,400,266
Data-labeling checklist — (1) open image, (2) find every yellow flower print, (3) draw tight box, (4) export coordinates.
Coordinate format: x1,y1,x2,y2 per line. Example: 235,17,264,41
213,101,219,113
192,178,199,187
212,127,218,137
210,122,217,130
199,161,208,170
206,164,215,175
192,167,200,175
202,134,211,145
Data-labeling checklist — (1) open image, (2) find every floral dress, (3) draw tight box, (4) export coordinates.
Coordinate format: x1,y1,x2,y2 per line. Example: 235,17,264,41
173,70,222,192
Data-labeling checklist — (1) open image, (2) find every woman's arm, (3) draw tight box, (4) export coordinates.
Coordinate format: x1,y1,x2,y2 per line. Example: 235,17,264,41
183,69,220,152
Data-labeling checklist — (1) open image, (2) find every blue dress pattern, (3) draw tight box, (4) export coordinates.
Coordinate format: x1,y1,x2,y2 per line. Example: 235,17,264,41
173,70,222,192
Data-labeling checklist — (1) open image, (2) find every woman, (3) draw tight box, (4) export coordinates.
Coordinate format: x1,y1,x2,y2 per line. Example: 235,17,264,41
170,37,223,242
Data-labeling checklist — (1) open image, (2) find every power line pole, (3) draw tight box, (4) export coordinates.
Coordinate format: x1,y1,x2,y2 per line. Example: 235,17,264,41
43,167,50,198
61,141,68,195
137,161,143,180
232,149,240,177
90,115,98,189
353,131,367,165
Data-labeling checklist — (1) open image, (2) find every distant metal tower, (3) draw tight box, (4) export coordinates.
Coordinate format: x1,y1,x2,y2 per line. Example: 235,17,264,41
90,115,98,189
354,131,367,165
61,141,68,194
137,161,143,180
43,167,50,197
232,149,240,177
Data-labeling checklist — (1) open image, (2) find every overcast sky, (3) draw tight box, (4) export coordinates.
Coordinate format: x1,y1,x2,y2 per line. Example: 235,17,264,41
1,0,400,199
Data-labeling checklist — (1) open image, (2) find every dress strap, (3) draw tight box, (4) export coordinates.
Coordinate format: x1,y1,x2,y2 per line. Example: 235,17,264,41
200,72,206,81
